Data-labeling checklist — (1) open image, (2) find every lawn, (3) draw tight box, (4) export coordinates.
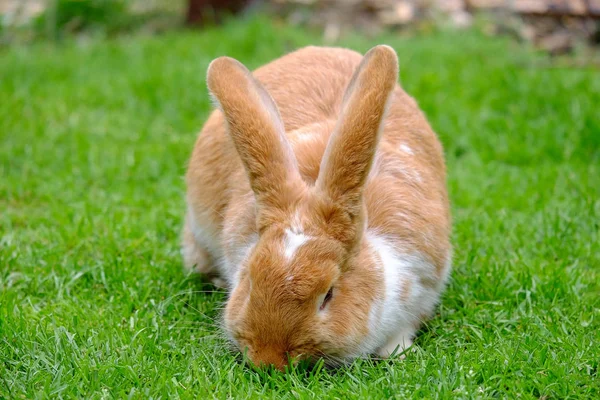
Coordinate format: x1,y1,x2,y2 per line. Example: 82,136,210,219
1,16,599,399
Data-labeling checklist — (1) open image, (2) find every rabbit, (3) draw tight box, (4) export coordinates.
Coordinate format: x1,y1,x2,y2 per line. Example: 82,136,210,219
182,44,451,370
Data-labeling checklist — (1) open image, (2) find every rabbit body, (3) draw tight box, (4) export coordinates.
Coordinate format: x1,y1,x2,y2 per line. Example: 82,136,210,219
183,45,451,369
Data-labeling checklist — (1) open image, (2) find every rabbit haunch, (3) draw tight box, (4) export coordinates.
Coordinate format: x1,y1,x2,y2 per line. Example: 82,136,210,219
182,45,451,369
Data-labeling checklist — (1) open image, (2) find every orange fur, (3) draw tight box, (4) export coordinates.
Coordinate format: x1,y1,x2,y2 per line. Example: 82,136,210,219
183,45,451,370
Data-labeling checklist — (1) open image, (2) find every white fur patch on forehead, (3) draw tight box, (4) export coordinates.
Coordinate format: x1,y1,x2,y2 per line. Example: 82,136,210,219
283,228,310,261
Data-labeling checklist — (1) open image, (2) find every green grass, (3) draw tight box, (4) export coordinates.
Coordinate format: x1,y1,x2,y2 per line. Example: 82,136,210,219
1,16,599,399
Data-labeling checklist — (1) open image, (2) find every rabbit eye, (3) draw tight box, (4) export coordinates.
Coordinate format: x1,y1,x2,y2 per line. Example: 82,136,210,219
319,287,334,311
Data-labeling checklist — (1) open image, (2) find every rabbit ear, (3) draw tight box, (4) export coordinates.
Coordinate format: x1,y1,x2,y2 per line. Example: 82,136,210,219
207,57,303,213
316,45,398,218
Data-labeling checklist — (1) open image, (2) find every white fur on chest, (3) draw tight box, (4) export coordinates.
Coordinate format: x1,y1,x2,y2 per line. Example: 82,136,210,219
360,231,441,356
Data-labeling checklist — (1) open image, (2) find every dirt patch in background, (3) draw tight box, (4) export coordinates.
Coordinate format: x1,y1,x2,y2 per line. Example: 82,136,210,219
270,0,600,54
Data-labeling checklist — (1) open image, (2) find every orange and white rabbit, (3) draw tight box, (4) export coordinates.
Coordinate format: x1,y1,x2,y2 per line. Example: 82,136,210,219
182,45,451,370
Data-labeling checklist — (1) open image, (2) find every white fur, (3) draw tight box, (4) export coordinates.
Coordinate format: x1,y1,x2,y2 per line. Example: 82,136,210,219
389,163,423,184
367,153,382,182
187,204,222,257
293,132,317,143
189,196,258,288
283,228,309,261
378,328,414,357
400,143,414,155
439,252,453,291
360,231,442,357
226,233,258,287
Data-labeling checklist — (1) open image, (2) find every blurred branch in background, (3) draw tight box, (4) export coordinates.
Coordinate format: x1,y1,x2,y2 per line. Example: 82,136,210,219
185,0,254,25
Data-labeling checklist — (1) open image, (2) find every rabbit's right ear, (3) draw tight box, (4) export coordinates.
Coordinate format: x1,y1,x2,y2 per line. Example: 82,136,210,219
207,57,304,220
316,45,398,223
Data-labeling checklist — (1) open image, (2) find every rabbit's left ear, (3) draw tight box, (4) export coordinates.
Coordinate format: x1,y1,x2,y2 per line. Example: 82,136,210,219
207,57,304,217
316,45,398,219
